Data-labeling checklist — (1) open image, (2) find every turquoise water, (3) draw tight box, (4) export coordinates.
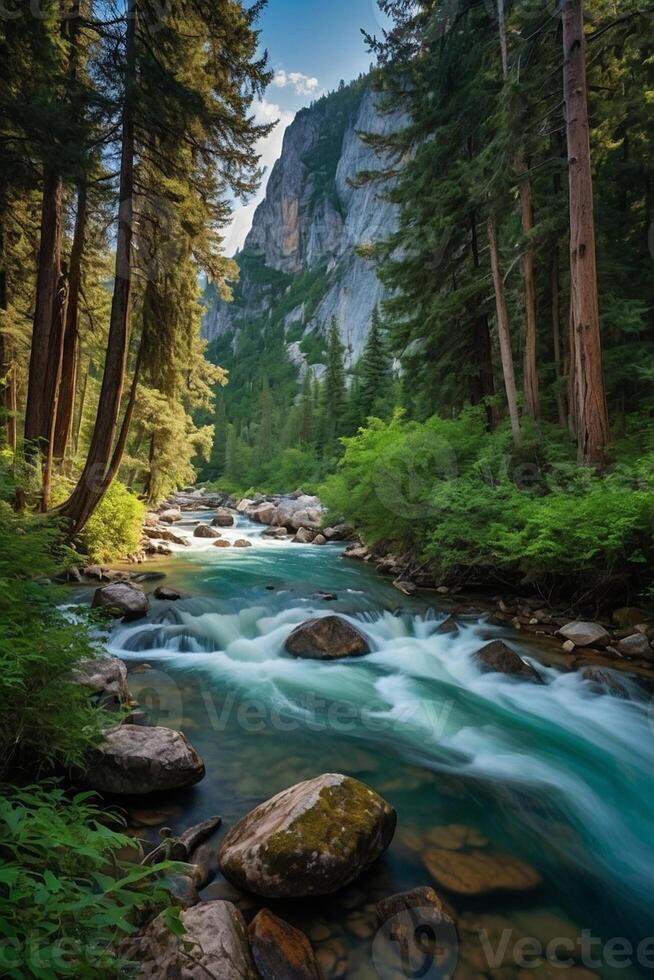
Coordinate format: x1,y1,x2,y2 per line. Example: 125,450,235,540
102,511,654,979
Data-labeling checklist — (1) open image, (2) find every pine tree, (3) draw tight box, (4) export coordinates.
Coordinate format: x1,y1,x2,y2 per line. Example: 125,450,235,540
321,318,346,450
356,306,391,422
258,378,273,462
297,369,315,446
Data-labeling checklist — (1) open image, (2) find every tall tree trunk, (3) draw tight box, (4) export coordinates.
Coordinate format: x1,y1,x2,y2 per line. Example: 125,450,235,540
53,181,87,464
469,200,499,429
24,170,63,455
60,1,136,532
487,214,521,442
496,0,539,423
71,351,90,463
41,269,69,510
551,246,567,427
0,207,15,451
562,0,609,466
517,160,539,420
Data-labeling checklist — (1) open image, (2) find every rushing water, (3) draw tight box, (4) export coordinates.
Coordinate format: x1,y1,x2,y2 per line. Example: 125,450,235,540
97,509,654,979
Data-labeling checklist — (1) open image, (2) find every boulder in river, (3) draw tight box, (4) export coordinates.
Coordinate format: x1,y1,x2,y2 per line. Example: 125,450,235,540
158,508,182,524
132,900,258,979
153,586,183,601
285,615,370,659
581,666,629,698
473,640,542,681
85,725,205,795
423,846,542,896
247,502,278,525
249,909,321,980
375,887,457,980
92,582,149,620
212,508,235,527
219,773,396,897
234,539,253,548
293,527,315,544
616,632,653,659
193,524,222,539
71,656,129,711
290,507,322,531
214,540,232,548
557,622,610,648
261,526,288,539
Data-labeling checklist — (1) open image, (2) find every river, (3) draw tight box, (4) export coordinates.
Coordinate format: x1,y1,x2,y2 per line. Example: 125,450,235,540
99,508,654,979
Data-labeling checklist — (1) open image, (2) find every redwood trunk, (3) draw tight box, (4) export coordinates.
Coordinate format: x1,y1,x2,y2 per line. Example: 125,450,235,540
61,2,136,532
551,246,568,427
469,203,499,429
24,171,63,454
487,214,521,442
0,211,15,451
53,182,87,463
41,269,69,510
562,0,609,465
518,165,539,420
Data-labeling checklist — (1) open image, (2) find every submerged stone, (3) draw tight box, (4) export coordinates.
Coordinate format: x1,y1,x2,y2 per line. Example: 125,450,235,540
424,847,542,896
219,773,396,897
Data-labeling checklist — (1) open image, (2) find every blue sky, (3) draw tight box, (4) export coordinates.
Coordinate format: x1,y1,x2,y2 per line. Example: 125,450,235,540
223,0,387,254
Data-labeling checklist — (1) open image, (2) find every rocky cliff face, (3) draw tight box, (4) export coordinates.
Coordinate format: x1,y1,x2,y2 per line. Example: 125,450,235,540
202,80,401,370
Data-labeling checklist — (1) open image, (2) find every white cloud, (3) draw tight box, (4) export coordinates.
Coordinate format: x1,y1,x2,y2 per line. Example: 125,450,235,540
221,99,294,257
273,69,320,97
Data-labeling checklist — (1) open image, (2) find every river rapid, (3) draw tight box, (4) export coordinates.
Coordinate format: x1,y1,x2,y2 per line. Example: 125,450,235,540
100,508,654,980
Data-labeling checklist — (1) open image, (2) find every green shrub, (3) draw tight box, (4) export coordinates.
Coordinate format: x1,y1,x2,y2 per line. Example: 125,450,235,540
320,410,654,604
0,784,181,979
78,481,146,564
0,503,105,777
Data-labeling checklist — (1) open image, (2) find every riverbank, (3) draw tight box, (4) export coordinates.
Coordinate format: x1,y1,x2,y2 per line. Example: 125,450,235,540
65,495,654,978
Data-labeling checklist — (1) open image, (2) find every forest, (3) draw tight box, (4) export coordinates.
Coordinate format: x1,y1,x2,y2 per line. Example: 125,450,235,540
1,0,654,975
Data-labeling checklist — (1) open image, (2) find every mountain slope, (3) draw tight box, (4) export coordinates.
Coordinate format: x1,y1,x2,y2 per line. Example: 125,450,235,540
202,77,401,371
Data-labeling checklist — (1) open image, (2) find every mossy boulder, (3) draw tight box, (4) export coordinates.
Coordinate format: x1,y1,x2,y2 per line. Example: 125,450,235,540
219,773,396,897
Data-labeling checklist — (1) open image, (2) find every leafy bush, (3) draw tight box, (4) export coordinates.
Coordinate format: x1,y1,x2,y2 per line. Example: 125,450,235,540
0,502,104,777
321,410,654,604
78,481,145,563
0,784,181,979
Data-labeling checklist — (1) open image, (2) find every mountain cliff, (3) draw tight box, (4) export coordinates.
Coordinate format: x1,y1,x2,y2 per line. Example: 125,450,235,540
202,77,400,371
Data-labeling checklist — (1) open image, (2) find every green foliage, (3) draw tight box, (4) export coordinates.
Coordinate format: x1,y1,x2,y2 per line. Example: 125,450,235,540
78,480,145,564
321,411,654,604
0,499,103,777
0,784,181,979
